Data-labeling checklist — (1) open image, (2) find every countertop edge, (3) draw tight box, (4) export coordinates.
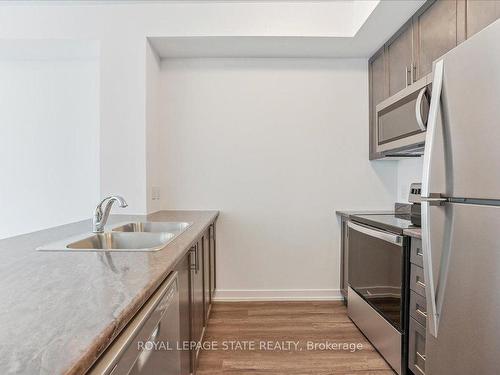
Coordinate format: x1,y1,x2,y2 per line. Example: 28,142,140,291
403,228,422,239
335,209,393,218
63,210,220,375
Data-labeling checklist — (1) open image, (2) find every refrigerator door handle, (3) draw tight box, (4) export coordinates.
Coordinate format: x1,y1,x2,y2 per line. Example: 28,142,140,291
421,197,447,205
422,59,444,198
421,59,445,338
422,202,439,337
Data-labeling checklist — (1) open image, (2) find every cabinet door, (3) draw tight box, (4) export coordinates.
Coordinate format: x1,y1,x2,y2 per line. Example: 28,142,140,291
339,216,348,301
414,0,458,79
203,231,211,324
175,253,191,375
189,241,204,373
368,47,388,160
466,0,500,38
209,224,216,300
387,20,414,96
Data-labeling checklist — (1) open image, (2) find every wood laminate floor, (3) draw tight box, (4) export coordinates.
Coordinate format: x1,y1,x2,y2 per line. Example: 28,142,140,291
197,301,395,375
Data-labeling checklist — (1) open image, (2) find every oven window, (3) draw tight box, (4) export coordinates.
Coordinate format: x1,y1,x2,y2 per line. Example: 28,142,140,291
377,90,424,145
348,224,404,331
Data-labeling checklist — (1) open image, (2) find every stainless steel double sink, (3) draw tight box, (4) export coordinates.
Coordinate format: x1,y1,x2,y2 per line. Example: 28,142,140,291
37,221,192,252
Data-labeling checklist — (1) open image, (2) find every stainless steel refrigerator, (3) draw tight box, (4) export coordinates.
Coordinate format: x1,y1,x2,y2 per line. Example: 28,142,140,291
421,19,500,375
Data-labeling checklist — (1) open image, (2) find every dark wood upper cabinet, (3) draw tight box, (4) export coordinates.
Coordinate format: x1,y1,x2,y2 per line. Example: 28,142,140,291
367,0,499,160
368,47,388,160
466,0,500,38
413,0,460,80
387,20,414,96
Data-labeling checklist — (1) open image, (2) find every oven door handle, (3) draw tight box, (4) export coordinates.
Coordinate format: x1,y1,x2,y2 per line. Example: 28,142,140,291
348,221,403,246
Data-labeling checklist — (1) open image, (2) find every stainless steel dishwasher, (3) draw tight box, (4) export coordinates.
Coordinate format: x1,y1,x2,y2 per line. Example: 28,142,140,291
89,272,181,375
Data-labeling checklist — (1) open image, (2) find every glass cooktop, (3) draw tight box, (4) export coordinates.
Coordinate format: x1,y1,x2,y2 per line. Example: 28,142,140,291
350,213,417,234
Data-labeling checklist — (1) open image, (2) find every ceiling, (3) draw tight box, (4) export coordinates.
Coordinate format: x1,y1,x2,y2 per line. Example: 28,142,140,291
148,0,425,58
1,0,426,58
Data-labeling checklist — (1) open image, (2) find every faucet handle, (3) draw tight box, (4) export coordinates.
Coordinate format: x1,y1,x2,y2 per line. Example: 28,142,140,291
93,195,128,233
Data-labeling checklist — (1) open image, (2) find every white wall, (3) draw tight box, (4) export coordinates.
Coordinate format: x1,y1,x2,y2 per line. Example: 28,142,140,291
145,42,162,214
0,3,417,298
1,1,367,217
0,1,421,216
0,42,100,239
158,58,397,299
396,158,423,203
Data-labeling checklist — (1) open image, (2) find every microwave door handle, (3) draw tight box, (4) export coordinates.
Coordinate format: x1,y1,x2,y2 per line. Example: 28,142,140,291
416,87,428,131
348,221,403,246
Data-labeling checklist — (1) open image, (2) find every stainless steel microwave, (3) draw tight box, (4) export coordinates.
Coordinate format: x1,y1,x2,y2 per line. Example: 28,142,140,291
375,74,432,156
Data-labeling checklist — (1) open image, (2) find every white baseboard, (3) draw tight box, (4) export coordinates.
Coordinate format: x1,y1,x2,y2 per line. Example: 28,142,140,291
213,289,343,302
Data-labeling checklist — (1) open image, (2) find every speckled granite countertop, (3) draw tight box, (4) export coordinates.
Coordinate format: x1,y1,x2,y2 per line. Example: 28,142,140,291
0,210,218,375
403,227,422,239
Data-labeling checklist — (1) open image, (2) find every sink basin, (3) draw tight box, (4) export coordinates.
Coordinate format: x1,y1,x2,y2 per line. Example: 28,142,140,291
37,232,175,252
37,221,191,252
112,221,192,233
67,232,174,251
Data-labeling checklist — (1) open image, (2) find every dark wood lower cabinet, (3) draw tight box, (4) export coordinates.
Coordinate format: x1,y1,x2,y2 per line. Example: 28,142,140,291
203,231,211,324
175,223,216,375
408,237,426,375
190,240,204,373
175,253,192,375
339,216,349,302
209,223,216,301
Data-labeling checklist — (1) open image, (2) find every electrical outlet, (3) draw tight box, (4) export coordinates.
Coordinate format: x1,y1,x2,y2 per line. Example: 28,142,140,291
151,186,161,201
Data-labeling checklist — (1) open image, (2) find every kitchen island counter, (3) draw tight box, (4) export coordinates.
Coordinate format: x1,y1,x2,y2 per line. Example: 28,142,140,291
0,210,218,375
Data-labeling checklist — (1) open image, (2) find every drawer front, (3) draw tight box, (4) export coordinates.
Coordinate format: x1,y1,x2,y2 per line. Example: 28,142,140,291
410,263,426,297
409,290,427,327
410,238,423,267
409,318,426,375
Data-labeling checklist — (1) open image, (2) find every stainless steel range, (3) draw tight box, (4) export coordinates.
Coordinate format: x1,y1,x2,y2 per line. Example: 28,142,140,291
347,185,421,375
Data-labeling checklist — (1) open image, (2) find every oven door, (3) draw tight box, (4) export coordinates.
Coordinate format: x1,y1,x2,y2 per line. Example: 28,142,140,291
376,75,430,155
348,221,405,332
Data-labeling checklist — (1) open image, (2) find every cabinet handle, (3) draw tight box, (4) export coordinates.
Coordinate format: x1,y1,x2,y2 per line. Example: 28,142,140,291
210,224,216,242
196,244,200,273
417,280,426,288
150,323,160,341
405,66,409,87
411,62,417,83
190,246,197,271
416,308,427,318
417,352,426,361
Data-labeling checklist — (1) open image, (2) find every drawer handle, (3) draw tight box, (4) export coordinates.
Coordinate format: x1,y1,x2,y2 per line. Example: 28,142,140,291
417,352,426,361
416,308,427,318
416,247,423,256
416,279,426,288
150,323,160,341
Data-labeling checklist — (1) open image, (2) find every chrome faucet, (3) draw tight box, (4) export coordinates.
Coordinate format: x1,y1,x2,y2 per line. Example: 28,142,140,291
92,195,128,233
